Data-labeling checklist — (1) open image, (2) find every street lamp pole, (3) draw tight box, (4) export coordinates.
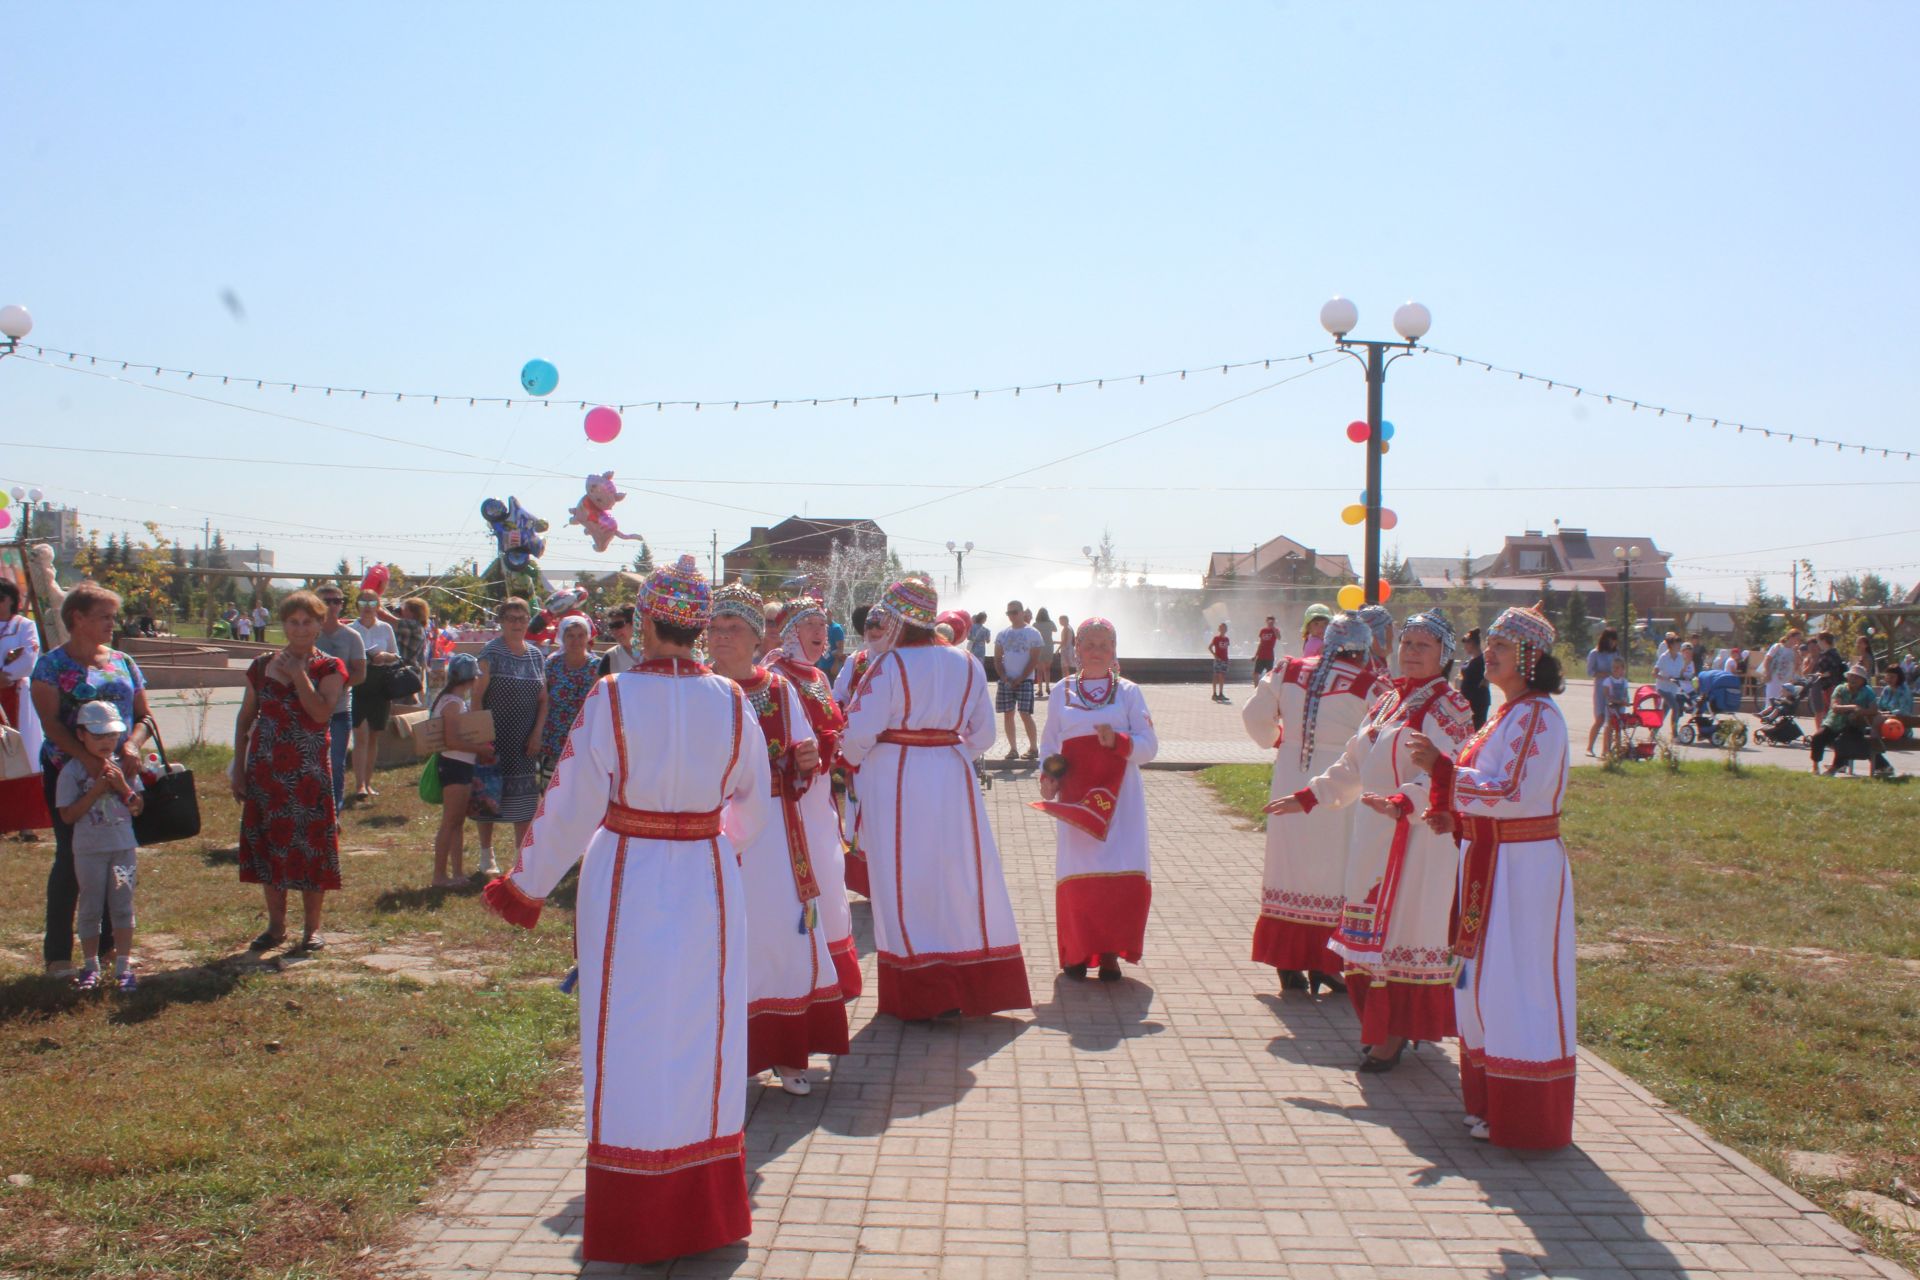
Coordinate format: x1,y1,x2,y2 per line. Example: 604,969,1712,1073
0,304,32,360
1320,298,1430,605
1613,545,1643,659
945,540,973,593
1082,544,1100,587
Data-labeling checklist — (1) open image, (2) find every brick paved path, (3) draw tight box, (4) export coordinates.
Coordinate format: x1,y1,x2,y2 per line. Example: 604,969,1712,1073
386,774,1906,1279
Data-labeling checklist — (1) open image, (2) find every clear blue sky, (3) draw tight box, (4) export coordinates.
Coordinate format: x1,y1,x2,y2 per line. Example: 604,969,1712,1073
4,3,1916,607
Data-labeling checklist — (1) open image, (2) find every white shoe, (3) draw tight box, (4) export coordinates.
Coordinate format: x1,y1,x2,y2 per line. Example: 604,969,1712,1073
1462,1113,1484,1129
774,1068,812,1096
1468,1120,1490,1142
475,850,500,876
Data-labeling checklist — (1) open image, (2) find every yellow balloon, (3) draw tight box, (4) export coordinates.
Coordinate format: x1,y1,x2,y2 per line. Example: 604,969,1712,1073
1337,584,1366,611
1340,503,1366,525
0,493,10,509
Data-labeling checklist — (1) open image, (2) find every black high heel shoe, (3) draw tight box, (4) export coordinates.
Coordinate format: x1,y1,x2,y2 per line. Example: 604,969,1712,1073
1279,969,1308,992
1063,962,1089,980
1309,970,1347,996
1357,1041,1406,1073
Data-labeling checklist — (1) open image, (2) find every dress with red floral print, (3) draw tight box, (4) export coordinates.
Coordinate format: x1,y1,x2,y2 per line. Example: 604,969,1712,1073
238,652,346,891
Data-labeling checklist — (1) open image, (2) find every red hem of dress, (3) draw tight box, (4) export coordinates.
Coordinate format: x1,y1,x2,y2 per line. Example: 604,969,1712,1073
482,874,543,929
1459,1051,1576,1150
843,847,870,898
828,934,863,1000
745,990,851,1074
581,1150,750,1264
876,949,1032,1020
1055,874,1150,967
1346,972,1458,1043
1250,916,1339,971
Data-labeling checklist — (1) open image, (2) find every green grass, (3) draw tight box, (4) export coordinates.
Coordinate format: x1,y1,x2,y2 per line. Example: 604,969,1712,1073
1201,761,1920,1270
0,754,580,1280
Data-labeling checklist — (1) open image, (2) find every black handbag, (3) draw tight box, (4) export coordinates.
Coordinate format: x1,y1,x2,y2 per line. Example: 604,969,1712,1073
382,663,424,700
132,717,201,845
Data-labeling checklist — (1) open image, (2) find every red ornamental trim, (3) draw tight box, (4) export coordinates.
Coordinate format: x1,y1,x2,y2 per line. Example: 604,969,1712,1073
747,983,847,1017
1481,1052,1576,1082
1290,786,1318,813
590,835,630,1146
587,1132,743,1175
604,803,723,840
608,678,630,792
633,657,712,677
876,943,1024,971
707,836,728,1140
877,728,963,747
481,874,544,929
1451,813,1562,958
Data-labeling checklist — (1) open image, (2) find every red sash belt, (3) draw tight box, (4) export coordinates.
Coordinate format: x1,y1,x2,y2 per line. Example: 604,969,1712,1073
877,729,962,747
603,803,723,840
1452,813,1563,959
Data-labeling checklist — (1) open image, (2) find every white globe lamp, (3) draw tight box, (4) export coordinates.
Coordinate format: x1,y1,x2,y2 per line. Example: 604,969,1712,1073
1391,301,1432,342
1319,296,1359,338
0,304,31,341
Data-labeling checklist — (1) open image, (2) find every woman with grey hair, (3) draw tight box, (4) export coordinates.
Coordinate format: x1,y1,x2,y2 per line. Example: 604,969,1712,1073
1266,608,1474,1072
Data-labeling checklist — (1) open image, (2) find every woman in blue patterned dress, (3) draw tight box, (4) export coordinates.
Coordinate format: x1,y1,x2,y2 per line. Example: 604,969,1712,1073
541,616,600,774
471,598,548,876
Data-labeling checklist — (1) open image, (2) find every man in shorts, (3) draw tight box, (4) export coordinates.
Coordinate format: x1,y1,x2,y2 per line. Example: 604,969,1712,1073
993,601,1043,760
1209,623,1231,702
1252,615,1279,684
313,586,368,811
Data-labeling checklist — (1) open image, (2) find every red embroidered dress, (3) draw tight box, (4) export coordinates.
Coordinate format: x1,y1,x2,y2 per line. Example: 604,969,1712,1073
769,654,861,998
735,667,850,1073
834,647,878,898
1296,675,1474,1044
1240,655,1377,972
238,652,346,891
1428,693,1575,1151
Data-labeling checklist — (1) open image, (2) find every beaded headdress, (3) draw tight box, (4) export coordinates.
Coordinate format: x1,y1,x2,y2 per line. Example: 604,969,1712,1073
772,596,825,641
1355,604,1394,651
711,582,766,637
1075,616,1117,644
1400,607,1456,662
642,554,712,629
881,575,939,630
1319,613,1373,658
1488,604,1557,680
1300,612,1372,769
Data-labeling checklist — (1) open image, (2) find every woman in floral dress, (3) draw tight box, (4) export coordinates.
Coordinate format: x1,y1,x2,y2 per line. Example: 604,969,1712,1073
231,591,348,952
541,616,600,775
471,598,548,875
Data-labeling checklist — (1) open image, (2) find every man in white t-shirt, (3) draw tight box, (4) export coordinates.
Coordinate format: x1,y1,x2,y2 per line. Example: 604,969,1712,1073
251,603,271,643
349,593,400,802
993,600,1043,761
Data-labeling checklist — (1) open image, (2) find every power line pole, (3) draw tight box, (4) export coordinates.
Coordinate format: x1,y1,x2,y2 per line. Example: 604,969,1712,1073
710,530,718,583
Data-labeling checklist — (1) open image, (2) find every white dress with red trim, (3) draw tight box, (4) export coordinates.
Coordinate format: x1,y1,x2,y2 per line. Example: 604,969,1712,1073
1305,676,1473,1044
839,642,1033,1020
1037,674,1158,968
1430,693,1574,1151
735,667,851,1074
480,658,770,1265
1240,655,1377,972
769,654,861,998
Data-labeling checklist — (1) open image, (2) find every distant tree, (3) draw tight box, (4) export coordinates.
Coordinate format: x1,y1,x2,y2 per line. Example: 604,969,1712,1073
1381,546,1415,586
632,539,655,576
1093,528,1119,589
1738,576,1787,647
1560,592,1592,655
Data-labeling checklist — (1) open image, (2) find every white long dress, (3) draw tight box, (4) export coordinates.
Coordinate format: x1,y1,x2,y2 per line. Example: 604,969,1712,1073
736,667,849,1074
769,653,861,998
482,658,769,1264
833,646,880,898
1240,655,1380,972
1038,673,1159,968
0,615,47,831
1304,676,1474,1044
1431,692,1575,1151
840,641,1032,1019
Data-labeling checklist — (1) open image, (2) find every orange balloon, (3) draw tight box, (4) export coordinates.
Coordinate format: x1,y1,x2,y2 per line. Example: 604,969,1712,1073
1881,717,1907,743
1379,581,1393,603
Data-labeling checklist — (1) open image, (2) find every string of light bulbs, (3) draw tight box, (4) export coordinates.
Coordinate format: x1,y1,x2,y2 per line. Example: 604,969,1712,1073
1422,346,1913,460
14,342,1335,413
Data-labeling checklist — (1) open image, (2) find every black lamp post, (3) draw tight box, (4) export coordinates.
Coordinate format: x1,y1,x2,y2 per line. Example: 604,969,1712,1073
1613,545,1643,658
945,540,972,593
1320,297,1431,604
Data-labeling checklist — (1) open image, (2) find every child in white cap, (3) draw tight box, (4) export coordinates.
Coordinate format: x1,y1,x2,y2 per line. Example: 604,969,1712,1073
55,700,145,991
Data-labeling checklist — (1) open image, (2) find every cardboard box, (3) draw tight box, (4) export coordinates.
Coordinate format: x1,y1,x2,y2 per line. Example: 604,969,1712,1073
394,708,495,757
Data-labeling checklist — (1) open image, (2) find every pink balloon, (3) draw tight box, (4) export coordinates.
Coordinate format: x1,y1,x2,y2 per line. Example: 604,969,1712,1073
1345,420,1369,443
583,406,622,444
0,510,11,530
1380,509,1399,530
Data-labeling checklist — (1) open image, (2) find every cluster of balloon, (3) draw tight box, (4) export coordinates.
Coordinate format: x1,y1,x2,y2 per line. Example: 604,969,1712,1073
520,359,559,397
1336,581,1395,611
583,406,622,444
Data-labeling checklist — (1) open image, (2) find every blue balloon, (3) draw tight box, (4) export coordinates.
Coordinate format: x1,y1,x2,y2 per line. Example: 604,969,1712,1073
1381,420,1395,441
520,359,559,397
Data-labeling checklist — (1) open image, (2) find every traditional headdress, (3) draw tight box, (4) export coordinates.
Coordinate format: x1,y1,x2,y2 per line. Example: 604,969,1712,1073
772,596,825,641
1488,603,1557,681
881,575,938,630
1075,616,1117,644
1400,607,1456,663
1356,604,1394,651
711,581,766,637
642,554,712,629
1299,613,1372,769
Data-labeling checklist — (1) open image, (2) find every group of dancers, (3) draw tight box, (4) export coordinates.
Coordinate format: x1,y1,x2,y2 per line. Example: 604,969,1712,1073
479,556,1574,1266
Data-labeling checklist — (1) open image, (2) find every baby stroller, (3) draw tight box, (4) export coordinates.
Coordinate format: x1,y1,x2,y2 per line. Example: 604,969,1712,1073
1674,669,1748,749
1755,679,1808,746
1611,685,1666,761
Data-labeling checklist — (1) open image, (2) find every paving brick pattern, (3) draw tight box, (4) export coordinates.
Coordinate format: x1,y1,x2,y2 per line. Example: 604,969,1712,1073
384,774,1907,1279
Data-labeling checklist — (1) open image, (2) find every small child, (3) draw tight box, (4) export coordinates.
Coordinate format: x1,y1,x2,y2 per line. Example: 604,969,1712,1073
56,701,145,992
431,653,493,886
1601,656,1632,759
1209,623,1231,703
